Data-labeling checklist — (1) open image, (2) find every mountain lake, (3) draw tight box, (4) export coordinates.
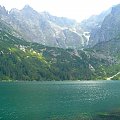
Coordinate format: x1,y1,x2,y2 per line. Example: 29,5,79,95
0,80,120,120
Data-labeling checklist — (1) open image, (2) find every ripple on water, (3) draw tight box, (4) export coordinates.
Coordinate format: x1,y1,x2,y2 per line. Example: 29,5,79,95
0,81,120,120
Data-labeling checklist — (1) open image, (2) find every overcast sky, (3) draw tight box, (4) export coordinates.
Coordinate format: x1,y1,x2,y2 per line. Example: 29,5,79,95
0,0,120,22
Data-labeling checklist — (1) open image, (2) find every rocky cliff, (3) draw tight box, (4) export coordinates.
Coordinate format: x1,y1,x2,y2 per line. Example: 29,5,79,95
89,4,120,47
0,5,87,49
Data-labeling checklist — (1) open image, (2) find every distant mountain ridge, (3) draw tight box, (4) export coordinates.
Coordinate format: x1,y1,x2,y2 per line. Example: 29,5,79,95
80,8,111,32
0,5,87,49
89,4,120,47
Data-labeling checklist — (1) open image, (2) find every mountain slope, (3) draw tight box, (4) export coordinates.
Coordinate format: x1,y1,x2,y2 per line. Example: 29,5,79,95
92,37,120,80
1,4,120,81
0,5,87,49
80,8,111,32
89,4,120,47
0,20,116,81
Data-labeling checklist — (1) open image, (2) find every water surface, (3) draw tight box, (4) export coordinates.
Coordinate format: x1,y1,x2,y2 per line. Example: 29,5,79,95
0,80,120,120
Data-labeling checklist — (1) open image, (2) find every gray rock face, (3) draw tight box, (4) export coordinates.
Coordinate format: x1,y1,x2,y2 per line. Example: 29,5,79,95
0,5,8,16
80,8,111,32
89,4,120,47
0,5,87,49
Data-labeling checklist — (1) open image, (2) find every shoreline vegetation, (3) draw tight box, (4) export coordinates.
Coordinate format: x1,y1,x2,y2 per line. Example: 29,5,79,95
0,79,115,82
0,79,119,82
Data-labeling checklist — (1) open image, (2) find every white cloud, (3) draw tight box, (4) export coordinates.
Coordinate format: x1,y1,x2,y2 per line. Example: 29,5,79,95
0,0,120,21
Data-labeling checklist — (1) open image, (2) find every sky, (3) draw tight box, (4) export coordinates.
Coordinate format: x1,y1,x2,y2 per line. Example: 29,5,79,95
0,0,120,22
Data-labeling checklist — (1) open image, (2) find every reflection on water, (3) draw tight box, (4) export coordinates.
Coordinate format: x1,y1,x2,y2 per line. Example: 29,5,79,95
0,80,120,120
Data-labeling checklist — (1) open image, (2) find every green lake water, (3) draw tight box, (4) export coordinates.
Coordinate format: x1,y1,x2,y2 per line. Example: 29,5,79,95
0,80,120,120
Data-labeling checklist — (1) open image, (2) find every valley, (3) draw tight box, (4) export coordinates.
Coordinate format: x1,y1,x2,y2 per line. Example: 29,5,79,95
0,4,120,81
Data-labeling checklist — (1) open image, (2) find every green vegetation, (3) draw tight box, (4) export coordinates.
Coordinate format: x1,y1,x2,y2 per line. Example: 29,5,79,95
0,20,120,81
0,31,98,80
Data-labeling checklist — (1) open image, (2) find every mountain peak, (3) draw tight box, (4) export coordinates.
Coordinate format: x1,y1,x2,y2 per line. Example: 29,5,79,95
22,5,34,12
0,5,8,15
10,8,19,13
21,4,39,18
111,4,120,15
